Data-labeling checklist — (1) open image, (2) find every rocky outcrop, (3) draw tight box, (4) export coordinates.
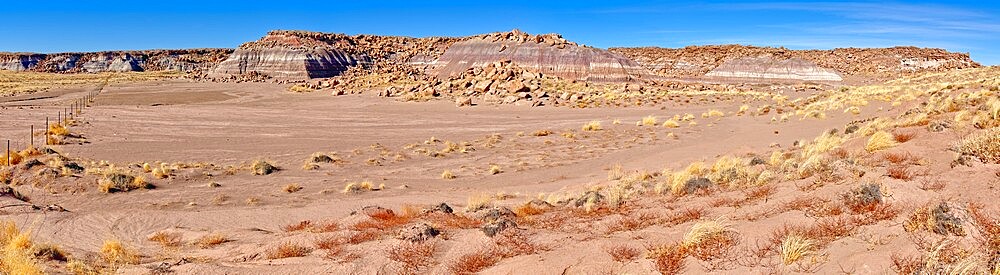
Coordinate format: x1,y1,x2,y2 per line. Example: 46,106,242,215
0,49,232,73
210,30,461,81
82,53,143,72
706,57,843,81
210,47,365,80
609,45,979,79
432,30,652,83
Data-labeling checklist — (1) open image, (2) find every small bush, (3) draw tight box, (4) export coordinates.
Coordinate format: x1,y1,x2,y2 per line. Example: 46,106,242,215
387,240,437,271
887,166,913,180
956,128,1000,163
283,183,302,193
680,220,739,261
267,242,312,259
148,232,181,247
194,233,229,248
893,131,917,143
662,119,680,128
488,165,502,175
100,239,140,267
843,183,883,213
641,115,658,126
441,170,456,180
98,173,152,193
604,244,640,262
582,121,602,131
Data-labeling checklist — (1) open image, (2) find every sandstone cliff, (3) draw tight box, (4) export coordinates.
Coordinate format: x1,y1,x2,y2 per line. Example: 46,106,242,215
0,49,232,73
431,30,652,83
609,45,979,79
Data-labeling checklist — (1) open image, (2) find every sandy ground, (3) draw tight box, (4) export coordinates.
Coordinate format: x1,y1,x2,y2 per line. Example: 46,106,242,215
1,74,998,274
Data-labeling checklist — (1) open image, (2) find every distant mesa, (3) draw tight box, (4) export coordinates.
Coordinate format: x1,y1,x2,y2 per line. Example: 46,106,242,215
430,29,653,83
706,57,843,81
610,45,980,80
0,49,232,73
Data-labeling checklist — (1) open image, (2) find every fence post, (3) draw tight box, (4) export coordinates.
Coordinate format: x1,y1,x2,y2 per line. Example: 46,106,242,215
45,117,49,146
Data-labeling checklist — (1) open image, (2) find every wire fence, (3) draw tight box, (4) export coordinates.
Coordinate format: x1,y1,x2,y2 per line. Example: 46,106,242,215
3,79,107,169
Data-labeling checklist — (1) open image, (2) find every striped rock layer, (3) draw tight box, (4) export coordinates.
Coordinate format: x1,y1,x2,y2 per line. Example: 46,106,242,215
706,57,843,81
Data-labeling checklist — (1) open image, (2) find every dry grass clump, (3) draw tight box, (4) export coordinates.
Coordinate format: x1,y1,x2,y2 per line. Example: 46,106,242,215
582,120,602,131
0,220,43,275
780,234,817,265
447,231,538,274
100,239,140,267
488,165,502,175
662,119,680,128
148,232,181,247
283,183,302,193
893,131,917,143
605,244,640,262
680,220,739,261
441,170,456,180
607,163,626,180
282,220,315,232
956,128,1000,164
288,83,315,93
342,180,378,193
866,131,899,153
904,202,965,236
267,242,312,259
886,165,913,180
194,233,229,249
387,240,437,271
647,242,687,275
250,159,278,175
97,172,151,193
641,115,658,126
531,129,553,136
351,207,415,232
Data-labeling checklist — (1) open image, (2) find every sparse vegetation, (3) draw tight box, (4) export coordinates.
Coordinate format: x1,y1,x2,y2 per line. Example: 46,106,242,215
267,242,312,259
582,120,602,131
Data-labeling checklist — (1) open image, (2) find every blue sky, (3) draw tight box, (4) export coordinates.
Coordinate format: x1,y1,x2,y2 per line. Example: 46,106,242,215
1,1,997,64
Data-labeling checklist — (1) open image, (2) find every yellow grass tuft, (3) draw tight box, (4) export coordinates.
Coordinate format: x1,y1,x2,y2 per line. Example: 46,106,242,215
465,194,495,212
441,170,456,180
267,242,312,259
343,181,375,193
662,119,680,128
956,128,1000,164
100,239,140,267
681,220,739,261
780,234,816,265
866,131,899,153
0,220,43,275
283,183,302,193
488,165,502,175
641,115,658,126
194,233,229,249
608,163,626,180
582,120,602,131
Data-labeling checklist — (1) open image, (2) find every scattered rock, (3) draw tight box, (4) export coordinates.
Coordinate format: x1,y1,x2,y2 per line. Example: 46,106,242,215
683,178,713,194
482,217,517,237
574,191,604,207
455,97,473,107
250,160,277,175
398,223,440,242
424,203,454,214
